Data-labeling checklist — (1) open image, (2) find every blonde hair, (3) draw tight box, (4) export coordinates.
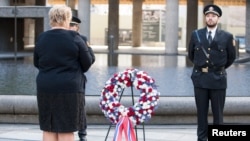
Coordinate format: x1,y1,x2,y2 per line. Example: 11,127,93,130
49,5,72,28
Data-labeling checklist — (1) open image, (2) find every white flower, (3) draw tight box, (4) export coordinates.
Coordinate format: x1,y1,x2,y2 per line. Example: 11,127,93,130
135,106,140,110
142,104,150,109
148,109,152,114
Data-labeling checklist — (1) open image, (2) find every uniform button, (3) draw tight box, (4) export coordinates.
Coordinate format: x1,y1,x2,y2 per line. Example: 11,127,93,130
206,60,209,63
195,70,198,72
208,48,211,50
221,49,224,52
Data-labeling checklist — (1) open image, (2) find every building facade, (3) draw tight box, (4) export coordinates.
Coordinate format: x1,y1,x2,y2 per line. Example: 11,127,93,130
0,0,249,53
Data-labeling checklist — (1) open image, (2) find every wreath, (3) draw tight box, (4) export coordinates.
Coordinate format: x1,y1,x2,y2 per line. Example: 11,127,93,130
99,68,160,125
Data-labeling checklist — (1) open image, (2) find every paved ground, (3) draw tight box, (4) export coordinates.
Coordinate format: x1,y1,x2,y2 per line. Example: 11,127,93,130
0,124,197,141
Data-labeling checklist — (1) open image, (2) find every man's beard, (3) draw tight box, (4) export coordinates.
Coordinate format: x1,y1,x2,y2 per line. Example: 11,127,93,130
206,22,217,28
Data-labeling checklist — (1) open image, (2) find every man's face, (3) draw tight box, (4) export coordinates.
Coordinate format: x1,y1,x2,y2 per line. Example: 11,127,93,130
205,13,219,28
69,23,79,31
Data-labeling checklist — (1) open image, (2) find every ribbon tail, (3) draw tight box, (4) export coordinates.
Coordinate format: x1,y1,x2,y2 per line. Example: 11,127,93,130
124,117,136,141
113,117,136,141
113,117,125,141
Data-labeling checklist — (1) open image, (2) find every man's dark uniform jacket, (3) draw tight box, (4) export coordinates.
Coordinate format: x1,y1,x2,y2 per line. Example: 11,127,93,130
79,34,95,91
188,27,236,89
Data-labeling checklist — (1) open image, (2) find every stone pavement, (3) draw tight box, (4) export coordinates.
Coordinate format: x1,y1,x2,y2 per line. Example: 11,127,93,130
0,124,197,141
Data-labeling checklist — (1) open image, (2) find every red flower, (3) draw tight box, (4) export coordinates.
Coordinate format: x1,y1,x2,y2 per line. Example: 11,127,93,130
140,95,147,102
113,92,118,98
127,107,135,116
148,87,153,92
143,76,148,81
126,80,131,87
107,85,115,92
148,96,153,101
139,109,143,114
138,80,143,85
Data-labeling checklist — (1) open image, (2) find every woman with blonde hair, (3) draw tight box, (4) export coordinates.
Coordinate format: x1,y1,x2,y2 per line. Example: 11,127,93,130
34,5,94,141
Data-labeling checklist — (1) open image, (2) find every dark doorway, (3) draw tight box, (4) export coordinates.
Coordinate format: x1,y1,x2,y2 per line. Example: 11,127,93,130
0,18,24,52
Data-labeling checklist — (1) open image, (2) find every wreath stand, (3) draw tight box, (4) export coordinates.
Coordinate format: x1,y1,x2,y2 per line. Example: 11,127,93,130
104,75,146,141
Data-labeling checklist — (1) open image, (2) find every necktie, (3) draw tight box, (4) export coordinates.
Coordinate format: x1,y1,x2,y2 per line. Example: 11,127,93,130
208,31,212,44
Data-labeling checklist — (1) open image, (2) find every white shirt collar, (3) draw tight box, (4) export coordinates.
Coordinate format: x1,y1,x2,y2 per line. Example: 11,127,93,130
207,26,217,39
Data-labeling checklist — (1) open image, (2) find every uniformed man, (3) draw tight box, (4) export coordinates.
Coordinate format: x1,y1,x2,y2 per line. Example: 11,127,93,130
188,4,236,141
70,16,90,46
69,16,95,141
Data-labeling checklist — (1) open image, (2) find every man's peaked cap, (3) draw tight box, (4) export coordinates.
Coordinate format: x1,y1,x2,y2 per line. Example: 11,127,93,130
203,4,222,17
71,16,81,24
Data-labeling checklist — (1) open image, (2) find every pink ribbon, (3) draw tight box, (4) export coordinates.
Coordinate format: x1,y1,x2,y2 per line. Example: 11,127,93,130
113,116,136,141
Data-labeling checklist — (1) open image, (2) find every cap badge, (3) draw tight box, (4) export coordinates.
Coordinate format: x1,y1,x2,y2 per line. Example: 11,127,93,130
208,6,214,12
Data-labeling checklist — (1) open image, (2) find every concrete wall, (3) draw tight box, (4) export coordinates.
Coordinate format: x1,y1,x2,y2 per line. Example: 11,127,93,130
1,95,250,125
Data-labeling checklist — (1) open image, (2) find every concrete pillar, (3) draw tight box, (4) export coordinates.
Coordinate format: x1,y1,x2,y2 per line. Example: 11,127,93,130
43,8,51,31
66,0,76,9
202,0,214,5
78,0,91,40
132,0,143,47
0,0,10,6
246,0,250,53
165,0,178,54
107,0,119,66
186,0,198,51
108,0,119,50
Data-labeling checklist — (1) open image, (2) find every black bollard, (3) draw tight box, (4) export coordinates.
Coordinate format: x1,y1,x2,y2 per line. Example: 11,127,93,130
108,35,114,66
234,38,239,60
